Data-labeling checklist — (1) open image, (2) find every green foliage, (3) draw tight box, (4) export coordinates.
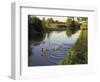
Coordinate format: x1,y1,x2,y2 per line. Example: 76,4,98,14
66,17,73,27
66,29,72,37
62,29,88,64
28,15,43,39
66,17,80,30
42,17,46,28
46,18,54,27
77,17,88,22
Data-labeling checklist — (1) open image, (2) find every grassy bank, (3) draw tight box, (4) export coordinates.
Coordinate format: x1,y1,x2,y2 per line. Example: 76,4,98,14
62,29,88,64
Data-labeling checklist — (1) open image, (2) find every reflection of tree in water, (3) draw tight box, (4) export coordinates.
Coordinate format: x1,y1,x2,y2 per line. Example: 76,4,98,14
47,31,52,39
28,33,46,56
66,28,79,37
30,33,46,44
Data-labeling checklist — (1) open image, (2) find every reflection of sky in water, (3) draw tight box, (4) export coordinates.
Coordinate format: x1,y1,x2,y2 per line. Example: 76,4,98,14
28,30,80,66
46,31,80,45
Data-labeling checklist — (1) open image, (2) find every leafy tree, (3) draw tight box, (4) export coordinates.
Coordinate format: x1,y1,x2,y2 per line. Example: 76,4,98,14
55,20,59,23
28,15,43,32
77,17,88,22
66,17,74,27
46,18,54,27
42,17,46,28
28,15,43,39
82,17,88,21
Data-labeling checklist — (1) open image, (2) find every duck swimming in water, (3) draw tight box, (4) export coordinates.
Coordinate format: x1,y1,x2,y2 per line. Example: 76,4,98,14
41,48,48,56
53,47,58,51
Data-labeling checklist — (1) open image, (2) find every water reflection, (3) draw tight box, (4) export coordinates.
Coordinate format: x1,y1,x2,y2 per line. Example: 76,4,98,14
66,28,78,37
28,33,46,56
47,31,52,39
28,28,80,66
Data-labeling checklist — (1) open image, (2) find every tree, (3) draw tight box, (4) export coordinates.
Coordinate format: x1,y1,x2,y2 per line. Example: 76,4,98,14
55,20,59,23
28,16,43,32
28,15,43,39
77,17,88,22
42,17,46,28
46,18,54,27
66,17,74,27
82,17,88,21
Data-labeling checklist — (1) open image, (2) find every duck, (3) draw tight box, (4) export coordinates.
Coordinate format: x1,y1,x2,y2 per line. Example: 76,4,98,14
53,48,57,51
53,48,57,53
41,48,48,56
53,47,60,51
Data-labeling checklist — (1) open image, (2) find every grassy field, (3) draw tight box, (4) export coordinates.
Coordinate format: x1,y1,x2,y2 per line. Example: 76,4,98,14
62,29,88,64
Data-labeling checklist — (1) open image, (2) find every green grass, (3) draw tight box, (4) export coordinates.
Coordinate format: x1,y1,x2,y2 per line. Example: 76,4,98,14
62,29,88,64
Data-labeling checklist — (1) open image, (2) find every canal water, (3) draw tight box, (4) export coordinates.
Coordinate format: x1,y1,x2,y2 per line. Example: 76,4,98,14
28,30,80,66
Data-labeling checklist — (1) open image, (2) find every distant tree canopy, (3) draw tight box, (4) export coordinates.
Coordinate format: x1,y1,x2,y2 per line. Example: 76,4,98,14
55,20,59,23
42,17,46,28
66,17,74,27
46,18,54,27
77,17,88,22
66,17,80,29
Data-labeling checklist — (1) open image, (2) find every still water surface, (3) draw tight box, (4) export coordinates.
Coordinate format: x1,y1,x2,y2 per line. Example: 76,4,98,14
28,30,80,66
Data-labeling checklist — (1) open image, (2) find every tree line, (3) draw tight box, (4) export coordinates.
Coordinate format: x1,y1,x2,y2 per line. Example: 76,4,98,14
28,15,88,39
